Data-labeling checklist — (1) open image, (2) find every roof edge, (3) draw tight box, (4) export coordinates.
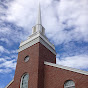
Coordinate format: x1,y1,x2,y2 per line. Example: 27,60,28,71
44,61,88,75
18,32,56,55
5,79,14,88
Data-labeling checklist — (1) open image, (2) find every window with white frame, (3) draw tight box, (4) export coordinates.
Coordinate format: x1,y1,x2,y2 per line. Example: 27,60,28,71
64,80,75,88
20,73,29,88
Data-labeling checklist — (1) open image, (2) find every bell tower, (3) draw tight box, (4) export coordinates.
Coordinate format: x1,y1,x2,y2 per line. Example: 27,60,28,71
8,3,56,88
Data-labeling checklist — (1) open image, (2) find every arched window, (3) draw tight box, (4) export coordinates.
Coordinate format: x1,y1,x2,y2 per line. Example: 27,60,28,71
20,73,29,88
64,80,75,88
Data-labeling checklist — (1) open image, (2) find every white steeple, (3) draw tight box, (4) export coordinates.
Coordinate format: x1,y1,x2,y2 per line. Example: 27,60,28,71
36,3,42,25
18,2,56,55
32,2,45,35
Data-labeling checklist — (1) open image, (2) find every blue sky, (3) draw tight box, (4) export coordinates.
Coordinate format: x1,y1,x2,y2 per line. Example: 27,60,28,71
0,0,88,87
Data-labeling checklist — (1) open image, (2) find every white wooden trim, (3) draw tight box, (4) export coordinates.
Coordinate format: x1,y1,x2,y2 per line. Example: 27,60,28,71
18,32,56,55
44,61,88,75
5,79,14,88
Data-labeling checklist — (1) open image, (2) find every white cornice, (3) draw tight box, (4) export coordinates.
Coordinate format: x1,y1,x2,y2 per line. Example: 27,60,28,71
5,79,14,88
44,61,88,75
18,32,56,55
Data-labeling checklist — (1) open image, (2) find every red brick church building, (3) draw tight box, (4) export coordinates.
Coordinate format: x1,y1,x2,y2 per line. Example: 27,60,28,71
5,4,88,88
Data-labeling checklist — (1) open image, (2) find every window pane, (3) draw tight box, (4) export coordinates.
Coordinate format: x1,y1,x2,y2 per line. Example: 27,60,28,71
21,74,29,88
64,80,75,88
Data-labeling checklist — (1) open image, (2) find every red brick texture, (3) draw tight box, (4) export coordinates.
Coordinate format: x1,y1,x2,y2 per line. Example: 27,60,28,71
7,42,56,88
44,65,88,88
7,42,88,88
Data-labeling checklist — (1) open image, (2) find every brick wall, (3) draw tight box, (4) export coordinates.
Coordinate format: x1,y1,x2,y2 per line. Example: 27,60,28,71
7,42,56,88
44,65,88,88
6,42,88,88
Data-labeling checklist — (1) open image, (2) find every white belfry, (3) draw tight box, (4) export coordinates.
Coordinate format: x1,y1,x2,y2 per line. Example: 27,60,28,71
32,3,45,35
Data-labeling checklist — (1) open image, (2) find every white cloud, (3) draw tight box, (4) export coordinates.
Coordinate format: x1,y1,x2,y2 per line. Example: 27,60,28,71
0,52,17,73
3,56,11,60
0,46,18,60
0,46,5,53
0,59,16,69
0,46,10,54
6,0,37,30
57,54,88,70
0,27,11,35
10,50,17,54
0,38,9,44
1,0,86,45
0,58,6,62
0,59,16,73
0,68,12,73
55,0,88,44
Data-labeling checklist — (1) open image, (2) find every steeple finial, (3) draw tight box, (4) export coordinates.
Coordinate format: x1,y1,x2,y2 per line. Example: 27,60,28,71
36,2,42,25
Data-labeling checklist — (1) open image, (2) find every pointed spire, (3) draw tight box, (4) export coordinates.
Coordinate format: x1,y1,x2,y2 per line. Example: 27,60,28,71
32,2,45,35
36,2,42,25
